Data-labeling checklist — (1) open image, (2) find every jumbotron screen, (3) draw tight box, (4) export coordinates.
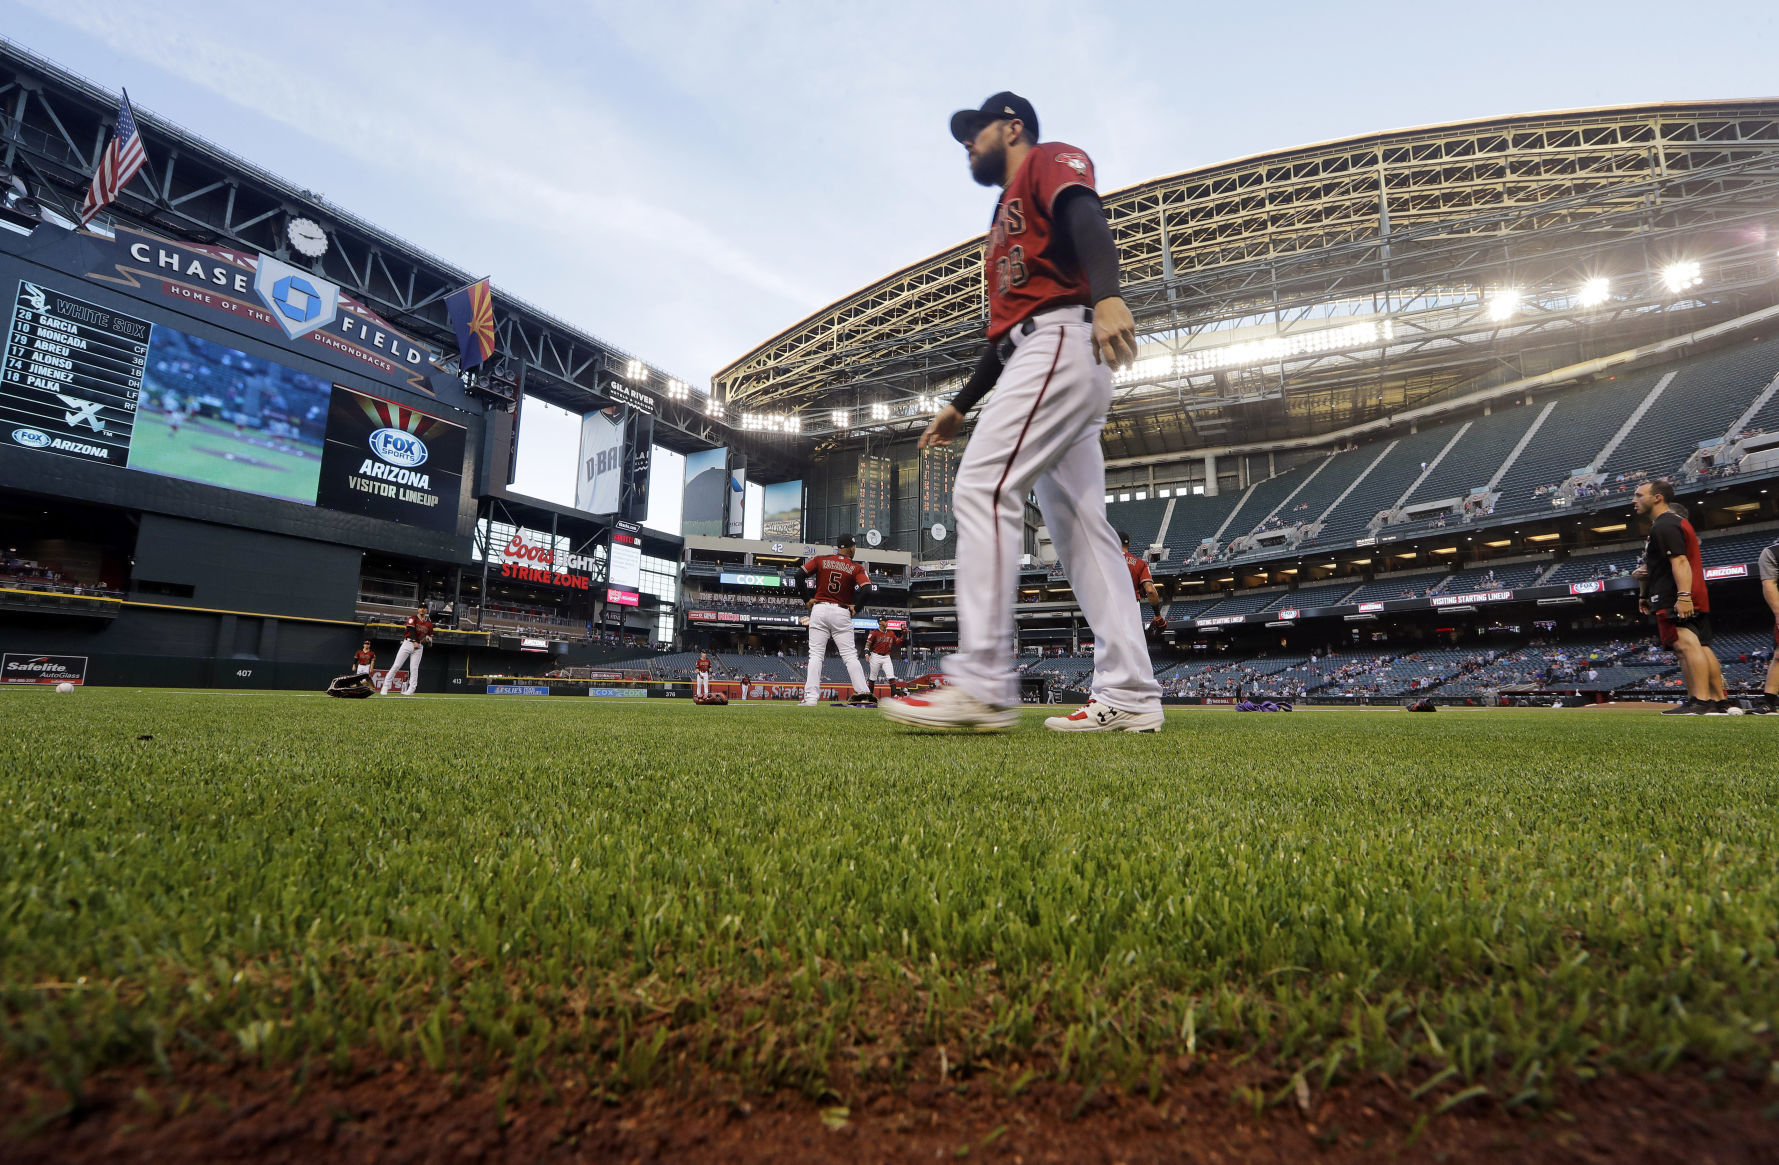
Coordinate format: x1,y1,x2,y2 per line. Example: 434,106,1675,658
3,275,464,531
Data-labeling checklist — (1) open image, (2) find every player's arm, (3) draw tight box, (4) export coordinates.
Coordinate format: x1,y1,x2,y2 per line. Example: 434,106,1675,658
1669,553,1694,617
1764,577,1779,619
1142,578,1164,618
919,345,1000,450
1056,188,1136,369
850,563,875,615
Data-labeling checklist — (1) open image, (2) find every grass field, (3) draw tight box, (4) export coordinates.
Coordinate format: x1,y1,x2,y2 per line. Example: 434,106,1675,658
124,411,323,503
2,691,1776,1153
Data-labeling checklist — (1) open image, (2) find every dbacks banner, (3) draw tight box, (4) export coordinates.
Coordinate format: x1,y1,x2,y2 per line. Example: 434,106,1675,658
317,386,465,533
575,408,623,515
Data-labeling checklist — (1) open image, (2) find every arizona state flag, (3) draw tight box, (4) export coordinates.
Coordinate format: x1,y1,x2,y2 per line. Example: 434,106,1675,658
445,278,497,369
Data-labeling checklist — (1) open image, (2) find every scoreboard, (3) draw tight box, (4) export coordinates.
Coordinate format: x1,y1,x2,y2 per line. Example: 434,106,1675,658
2,280,150,464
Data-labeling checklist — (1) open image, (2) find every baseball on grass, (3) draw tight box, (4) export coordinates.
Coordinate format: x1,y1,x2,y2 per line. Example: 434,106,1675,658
55,682,74,694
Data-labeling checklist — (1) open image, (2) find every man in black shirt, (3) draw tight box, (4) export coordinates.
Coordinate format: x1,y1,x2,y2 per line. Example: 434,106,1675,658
1633,481,1730,715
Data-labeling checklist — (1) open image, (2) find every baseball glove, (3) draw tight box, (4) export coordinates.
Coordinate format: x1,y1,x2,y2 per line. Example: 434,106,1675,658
1147,615,1168,635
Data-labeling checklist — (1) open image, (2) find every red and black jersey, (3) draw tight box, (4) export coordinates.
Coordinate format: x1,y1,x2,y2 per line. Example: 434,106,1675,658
1642,511,1710,613
984,142,1098,342
405,615,434,642
696,655,711,673
801,553,871,607
1124,550,1153,601
353,648,375,666
866,629,900,656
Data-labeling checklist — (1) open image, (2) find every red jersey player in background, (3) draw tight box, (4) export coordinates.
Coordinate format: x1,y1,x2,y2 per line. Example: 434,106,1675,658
695,650,713,699
865,625,905,696
379,606,432,696
1120,531,1167,630
352,641,375,676
797,533,875,707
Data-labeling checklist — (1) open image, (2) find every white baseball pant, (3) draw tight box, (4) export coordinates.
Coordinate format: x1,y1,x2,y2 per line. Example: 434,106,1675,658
803,602,869,704
868,653,897,682
381,640,423,694
354,664,372,676
941,310,1162,713
695,671,710,697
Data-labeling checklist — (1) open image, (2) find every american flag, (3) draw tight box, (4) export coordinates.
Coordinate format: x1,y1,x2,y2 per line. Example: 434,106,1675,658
79,90,149,227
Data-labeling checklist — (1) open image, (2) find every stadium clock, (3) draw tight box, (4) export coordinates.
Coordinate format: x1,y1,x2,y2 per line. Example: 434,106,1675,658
286,217,329,259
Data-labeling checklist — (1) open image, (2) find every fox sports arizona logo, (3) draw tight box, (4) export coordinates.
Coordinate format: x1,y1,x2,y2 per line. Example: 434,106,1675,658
11,428,52,449
368,428,428,468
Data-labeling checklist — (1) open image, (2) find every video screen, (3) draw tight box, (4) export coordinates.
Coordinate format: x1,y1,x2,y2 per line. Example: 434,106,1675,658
128,326,331,504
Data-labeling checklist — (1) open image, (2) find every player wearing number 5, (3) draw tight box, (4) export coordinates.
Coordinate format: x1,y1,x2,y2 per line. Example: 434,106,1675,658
379,606,432,696
797,534,876,708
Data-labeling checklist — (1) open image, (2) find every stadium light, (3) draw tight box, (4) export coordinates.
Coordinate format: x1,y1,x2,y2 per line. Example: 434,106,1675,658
666,379,689,402
1111,319,1394,386
831,409,850,429
1486,288,1521,322
625,358,646,381
1577,277,1611,307
705,398,725,420
870,402,891,422
1661,260,1703,294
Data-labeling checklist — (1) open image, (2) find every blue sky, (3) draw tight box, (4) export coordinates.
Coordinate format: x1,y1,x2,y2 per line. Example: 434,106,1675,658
6,0,1777,389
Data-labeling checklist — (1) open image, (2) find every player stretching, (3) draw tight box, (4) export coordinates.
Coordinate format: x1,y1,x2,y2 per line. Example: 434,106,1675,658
798,534,875,707
865,625,905,696
882,93,1162,733
1632,482,1732,715
379,606,432,696
1753,537,1779,714
695,649,712,699
353,641,375,676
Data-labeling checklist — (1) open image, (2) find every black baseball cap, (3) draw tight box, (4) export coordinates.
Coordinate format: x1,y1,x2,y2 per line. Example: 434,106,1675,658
949,92,1038,144
836,533,856,549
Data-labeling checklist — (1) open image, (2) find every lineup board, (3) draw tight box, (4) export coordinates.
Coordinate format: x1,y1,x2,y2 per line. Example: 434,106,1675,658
2,280,149,464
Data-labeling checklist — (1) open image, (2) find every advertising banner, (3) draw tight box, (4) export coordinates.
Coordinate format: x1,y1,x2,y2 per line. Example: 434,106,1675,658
575,408,624,515
1,652,88,684
682,448,727,536
80,226,457,399
762,480,802,541
488,529,596,589
727,462,746,537
316,386,465,532
488,684,550,695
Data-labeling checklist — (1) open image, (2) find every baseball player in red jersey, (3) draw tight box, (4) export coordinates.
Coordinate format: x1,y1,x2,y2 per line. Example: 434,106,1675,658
353,641,376,676
881,93,1162,734
797,533,876,707
1120,531,1167,627
379,606,432,696
865,625,904,692
695,650,713,699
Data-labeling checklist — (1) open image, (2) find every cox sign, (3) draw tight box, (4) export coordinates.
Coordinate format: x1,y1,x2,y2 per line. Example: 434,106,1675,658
369,428,428,468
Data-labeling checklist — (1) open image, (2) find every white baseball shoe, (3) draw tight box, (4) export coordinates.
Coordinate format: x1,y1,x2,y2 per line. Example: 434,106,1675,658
879,685,1017,732
1044,699,1163,733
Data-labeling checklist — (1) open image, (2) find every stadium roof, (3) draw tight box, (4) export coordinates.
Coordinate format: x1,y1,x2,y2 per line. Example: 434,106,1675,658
715,100,1779,459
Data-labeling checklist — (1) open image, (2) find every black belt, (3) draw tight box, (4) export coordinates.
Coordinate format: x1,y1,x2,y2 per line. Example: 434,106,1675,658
996,305,1092,361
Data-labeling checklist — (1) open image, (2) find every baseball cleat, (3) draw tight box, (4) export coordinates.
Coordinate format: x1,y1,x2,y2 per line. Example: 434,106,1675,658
1044,699,1163,733
879,685,1016,732
1660,700,1713,716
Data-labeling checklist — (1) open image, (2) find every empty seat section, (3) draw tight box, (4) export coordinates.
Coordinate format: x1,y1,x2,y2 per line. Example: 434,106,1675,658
1403,405,1543,506
1161,490,1245,558
1264,580,1361,611
1491,373,1657,513
1310,427,1458,546
1103,495,1169,550
1601,336,1779,479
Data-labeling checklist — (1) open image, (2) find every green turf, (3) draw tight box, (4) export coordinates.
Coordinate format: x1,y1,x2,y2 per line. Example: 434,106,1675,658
2,691,1775,1110
125,411,323,504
